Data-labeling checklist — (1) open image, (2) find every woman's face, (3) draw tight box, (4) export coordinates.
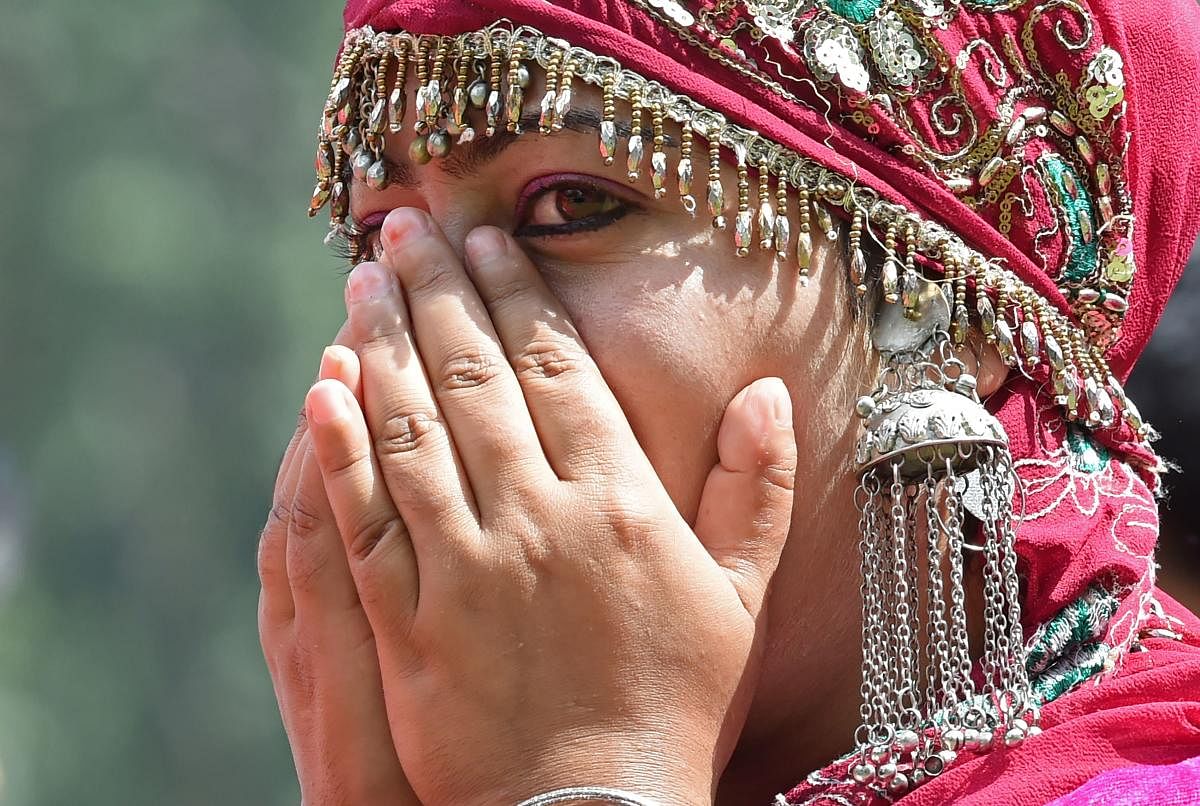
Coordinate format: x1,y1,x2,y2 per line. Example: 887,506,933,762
348,83,871,755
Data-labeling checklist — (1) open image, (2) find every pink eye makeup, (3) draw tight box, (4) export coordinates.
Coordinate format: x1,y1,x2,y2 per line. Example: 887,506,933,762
513,173,641,238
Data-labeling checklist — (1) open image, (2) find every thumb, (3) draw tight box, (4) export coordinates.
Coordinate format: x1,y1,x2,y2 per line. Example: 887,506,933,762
693,377,797,616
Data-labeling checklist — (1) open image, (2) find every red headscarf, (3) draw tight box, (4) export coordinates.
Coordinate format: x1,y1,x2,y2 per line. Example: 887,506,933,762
332,1,1200,802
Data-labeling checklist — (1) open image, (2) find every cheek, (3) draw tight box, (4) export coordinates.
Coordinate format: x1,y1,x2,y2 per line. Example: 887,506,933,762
548,255,768,522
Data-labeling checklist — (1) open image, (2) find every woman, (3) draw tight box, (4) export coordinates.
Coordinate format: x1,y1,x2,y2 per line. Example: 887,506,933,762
258,0,1200,803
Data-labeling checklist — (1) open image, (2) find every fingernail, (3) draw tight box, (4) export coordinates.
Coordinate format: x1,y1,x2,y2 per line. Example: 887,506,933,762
381,207,430,252
346,261,395,302
464,226,508,271
771,380,793,428
319,346,345,381
757,377,792,429
308,381,349,425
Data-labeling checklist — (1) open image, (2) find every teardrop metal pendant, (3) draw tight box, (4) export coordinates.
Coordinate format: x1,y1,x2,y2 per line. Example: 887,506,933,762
796,230,813,270
553,87,572,129
651,151,668,198
774,214,791,259
708,180,726,229
599,120,617,164
757,202,776,250
734,210,753,256
627,134,644,181
388,86,406,133
485,89,502,136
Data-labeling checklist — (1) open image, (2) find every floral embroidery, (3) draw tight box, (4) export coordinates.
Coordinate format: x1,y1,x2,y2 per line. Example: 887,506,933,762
659,0,1137,356
1038,154,1100,282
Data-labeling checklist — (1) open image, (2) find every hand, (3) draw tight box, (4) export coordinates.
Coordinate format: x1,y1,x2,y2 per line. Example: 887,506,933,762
258,330,418,806
305,209,798,806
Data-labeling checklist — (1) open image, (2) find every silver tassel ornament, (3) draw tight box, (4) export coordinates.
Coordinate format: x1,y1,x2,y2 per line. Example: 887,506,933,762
848,280,1038,794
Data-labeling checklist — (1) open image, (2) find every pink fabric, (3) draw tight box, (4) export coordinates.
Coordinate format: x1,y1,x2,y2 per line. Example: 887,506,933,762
337,1,1200,803
1046,754,1200,806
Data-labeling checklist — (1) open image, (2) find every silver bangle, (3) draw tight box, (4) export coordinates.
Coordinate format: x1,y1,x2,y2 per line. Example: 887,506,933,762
515,786,662,806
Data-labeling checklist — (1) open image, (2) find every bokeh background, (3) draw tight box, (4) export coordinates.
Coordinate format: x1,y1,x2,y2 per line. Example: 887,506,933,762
0,3,1196,805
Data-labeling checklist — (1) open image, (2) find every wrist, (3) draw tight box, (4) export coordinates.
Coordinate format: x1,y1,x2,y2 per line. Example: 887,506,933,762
495,739,714,806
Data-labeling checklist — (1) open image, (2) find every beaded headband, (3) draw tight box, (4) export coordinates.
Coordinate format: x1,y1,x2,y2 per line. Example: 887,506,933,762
308,7,1152,455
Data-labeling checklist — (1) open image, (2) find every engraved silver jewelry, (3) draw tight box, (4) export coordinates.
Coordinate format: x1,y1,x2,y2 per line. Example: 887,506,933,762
849,278,1038,794
515,786,662,806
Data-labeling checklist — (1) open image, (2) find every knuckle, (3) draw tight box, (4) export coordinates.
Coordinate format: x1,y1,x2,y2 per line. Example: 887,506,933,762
760,450,799,493
405,259,458,299
287,494,325,542
372,409,443,458
512,342,588,381
483,270,533,310
599,500,662,550
257,524,287,587
437,346,503,391
286,535,333,593
345,514,407,562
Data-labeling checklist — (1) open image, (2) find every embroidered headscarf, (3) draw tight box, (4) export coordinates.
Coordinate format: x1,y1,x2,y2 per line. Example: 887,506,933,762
310,1,1200,801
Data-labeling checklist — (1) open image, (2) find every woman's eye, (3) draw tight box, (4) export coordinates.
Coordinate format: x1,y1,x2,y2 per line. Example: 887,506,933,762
514,181,634,238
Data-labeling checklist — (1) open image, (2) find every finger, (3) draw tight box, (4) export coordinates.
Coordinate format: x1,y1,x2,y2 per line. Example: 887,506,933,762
258,429,310,629
462,226,652,481
692,377,797,617
378,208,555,506
345,259,480,538
321,343,363,403
259,326,354,636
306,378,419,644
285,452,361,613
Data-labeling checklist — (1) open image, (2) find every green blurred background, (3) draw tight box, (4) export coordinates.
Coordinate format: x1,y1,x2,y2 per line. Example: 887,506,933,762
0,3,1197,805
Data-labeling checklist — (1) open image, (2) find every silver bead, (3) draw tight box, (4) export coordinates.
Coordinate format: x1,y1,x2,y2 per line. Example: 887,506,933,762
427,129,452,159
877,762,898,780
896,729,920,753
408,135,431,165
366,160,388,191
1004,728,1025,747
942,728,965,751
855,395,877,418
468,80,489,109
351,148,373,182
888,773,909,794
514,64,531,89
850,763,875,784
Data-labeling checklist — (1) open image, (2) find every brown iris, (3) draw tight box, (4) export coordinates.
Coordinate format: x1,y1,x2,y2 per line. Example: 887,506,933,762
554,186,623,222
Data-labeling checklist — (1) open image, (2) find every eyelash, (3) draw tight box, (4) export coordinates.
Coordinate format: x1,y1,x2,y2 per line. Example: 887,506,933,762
330,179,637,269
512,179,636,239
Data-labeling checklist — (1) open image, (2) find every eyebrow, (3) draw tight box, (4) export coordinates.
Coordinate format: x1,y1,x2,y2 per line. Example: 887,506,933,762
379,107,676,188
